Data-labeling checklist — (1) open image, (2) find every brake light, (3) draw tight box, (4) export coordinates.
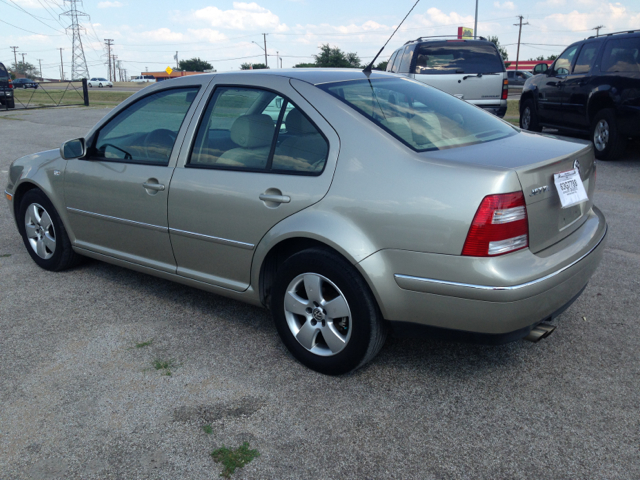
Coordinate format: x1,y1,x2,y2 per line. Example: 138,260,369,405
462,192,528,257
8,79,13,89
501,78,508,100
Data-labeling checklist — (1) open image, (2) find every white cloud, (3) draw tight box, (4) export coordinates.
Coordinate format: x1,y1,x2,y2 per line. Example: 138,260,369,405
98,1,124,8
544,3,640,32
137,28,184,42
10,0,45,8
493,1,516,9
187,29,228,43
192,2,287,31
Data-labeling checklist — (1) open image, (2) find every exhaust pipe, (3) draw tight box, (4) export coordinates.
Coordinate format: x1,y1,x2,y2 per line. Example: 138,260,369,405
524,323,557,343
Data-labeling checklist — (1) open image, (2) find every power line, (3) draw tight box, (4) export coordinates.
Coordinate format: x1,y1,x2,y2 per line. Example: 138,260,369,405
0,17,66,36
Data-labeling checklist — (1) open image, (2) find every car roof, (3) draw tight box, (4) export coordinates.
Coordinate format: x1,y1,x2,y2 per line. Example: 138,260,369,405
173,68,398,86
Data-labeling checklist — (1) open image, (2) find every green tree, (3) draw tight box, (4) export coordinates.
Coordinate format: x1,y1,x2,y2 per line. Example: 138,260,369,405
314,44,361,68
240,63,268,70
178,57,212,72
487,36,509,62
12,61,38,79
546,54,558,61
293,62,318,68
374,60,388,71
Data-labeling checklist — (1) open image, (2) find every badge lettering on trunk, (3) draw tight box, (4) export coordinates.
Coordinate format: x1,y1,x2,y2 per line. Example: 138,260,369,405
530,185,548,196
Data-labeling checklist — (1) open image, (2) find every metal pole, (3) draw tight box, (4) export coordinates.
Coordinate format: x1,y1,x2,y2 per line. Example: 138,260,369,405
513,16,529,73
38,59,43,79
10,46,19,71
263,33,268,68
474,0,478,38
175,51,179,70
104,39,113,81
59,48,65,81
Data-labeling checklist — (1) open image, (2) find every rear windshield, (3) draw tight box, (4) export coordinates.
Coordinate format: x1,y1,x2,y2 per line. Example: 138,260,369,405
0,64,8,79
318,77,516,152
412,41,505,74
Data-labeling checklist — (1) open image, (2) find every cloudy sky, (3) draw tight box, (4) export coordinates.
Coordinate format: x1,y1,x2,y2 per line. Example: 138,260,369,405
2,0,639,79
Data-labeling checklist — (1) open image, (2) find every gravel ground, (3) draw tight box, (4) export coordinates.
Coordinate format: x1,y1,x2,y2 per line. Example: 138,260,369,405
1,107,639,479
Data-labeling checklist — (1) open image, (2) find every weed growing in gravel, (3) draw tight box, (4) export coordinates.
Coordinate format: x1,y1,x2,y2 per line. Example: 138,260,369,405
0,253,11,257
202,425,213,434
135,339,153,348
211,442,260,478
152,359,176,376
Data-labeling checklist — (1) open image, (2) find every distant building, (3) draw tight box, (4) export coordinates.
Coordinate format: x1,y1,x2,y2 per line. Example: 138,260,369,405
142,71,204,82
505,60,553,72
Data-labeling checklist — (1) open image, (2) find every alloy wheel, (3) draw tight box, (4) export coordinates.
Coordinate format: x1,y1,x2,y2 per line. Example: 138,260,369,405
24,203,56,260
522,107,531,130
283,273,352,356
593,119,609,152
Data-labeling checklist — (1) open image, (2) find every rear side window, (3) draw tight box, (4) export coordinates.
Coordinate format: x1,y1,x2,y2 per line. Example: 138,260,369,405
389,51,402,73
601,37,640,73
0,63,7,79
412,41,504,74
398,46,413,73
386,51,398,72
573,42,600,74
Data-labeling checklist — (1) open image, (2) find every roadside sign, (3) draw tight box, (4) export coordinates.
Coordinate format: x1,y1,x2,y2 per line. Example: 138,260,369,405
165,66,173,75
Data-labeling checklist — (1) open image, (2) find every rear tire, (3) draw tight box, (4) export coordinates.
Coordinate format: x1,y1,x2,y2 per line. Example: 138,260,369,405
591,109,626,161
520,99,542,132
18,190,81,271
7,98,15,109
271,248,387,375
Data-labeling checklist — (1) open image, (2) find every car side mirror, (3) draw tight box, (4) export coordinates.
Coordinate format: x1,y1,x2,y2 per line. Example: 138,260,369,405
533,63,548,75
60,138,86,160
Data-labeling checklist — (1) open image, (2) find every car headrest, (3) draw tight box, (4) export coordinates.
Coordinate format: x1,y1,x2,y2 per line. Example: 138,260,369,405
230,114,275,148
285,108,316,135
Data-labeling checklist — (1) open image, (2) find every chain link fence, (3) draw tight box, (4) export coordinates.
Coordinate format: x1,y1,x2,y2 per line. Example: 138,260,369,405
1,78,89,111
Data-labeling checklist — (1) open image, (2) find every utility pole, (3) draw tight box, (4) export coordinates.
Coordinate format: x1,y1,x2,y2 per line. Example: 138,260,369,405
10,46,19,71
262,33,268,68
113,55,118,82
513,16,529,73
474,0,479,37
61,0,90,79
175,51,179,70
37,59,43,79
58,48,65,81
592,25,605,37
20,53,27,68
104,39,113,81
276,51,279,68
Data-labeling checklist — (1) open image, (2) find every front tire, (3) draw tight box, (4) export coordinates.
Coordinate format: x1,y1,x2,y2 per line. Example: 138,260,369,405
520,98,542,132
591,109,626,161
18,190,80,271
271,248,387,375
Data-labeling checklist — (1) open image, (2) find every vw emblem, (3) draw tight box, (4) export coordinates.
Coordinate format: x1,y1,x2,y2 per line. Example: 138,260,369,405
573,159,580,172
312,307,325,321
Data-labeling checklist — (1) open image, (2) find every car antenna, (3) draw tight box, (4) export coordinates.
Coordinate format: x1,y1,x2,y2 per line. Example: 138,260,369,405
363,0,421,74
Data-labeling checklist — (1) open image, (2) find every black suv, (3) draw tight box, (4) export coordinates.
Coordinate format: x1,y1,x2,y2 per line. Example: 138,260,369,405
519,30,640,160
0,62,15,109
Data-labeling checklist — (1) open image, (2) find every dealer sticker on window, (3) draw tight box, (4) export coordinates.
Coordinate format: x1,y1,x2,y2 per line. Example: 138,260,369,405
554,168,588,208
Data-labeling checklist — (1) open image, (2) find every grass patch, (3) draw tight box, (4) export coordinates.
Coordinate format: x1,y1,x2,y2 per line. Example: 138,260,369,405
506,99,520,117
152,358,177,376
202,425,213,435
12,88,133,108
135,339,153,348
0,254,11,257
211,442,260,478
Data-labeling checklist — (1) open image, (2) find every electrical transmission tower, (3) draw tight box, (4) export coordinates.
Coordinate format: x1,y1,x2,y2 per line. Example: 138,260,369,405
61,0,90,80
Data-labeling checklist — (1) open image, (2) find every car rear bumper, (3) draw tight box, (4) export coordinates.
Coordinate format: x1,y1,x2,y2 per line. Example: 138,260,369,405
358,206,607,336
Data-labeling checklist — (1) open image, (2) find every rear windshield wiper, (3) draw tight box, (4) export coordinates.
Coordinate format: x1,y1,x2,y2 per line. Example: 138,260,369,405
462,72,500,80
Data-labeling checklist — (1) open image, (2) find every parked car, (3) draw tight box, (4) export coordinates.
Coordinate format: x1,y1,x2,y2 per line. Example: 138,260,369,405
507,70,532,86
0,62,15,109
387,36,508,117
12,78,38,89
520,29,640,160
131,75,156,83
5,69,606,374
88,78,113,88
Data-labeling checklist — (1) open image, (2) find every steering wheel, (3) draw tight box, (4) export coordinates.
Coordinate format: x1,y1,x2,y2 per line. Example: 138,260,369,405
143,129,177,161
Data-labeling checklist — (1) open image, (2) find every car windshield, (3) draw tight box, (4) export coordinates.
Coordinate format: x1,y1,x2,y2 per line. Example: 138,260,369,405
319,77,516,152
412,41,504,74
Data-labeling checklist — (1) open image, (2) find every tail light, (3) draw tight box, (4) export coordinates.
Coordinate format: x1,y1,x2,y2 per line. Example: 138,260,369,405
462,192,528,257
501,78,508,100
8,79,13,89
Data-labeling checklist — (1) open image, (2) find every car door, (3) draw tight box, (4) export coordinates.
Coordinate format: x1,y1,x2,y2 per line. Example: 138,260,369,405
167,74,340,291
536,44,579,125
64,79,211,272
562,41,602,129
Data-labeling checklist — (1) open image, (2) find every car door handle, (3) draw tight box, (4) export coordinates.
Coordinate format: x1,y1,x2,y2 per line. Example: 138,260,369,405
143,182,165,191
259,193,290,204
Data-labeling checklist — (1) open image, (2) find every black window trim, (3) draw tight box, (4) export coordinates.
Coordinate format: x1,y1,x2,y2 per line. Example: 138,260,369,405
83,85,202,167
185,84,330,177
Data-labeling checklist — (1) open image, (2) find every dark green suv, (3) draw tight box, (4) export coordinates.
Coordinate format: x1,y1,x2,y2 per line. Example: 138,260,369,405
0,62,15,109
519,30,640,160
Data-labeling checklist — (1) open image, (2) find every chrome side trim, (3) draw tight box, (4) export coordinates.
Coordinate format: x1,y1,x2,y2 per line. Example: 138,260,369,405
66,207,168,233
395,224,607,292
169,228,254,250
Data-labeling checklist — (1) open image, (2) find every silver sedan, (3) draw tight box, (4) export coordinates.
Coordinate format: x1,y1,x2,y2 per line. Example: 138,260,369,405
4,69,607,374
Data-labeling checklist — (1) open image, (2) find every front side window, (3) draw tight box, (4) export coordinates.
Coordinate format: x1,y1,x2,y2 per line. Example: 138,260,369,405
573,43,600,74
189,87,328,174
601,37,640,73
319,77,516,152
554,45,579,75
91,87,199,165
412,41,504,74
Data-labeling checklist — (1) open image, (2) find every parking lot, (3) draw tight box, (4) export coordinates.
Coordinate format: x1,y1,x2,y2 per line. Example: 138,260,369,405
1,106,639,479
